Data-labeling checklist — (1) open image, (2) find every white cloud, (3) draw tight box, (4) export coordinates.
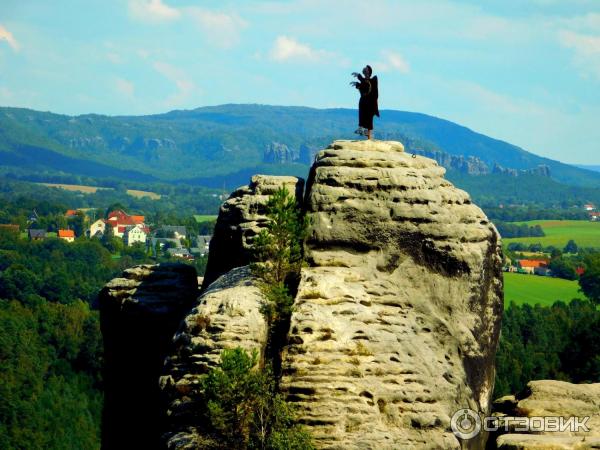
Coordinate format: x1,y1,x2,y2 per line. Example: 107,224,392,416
152,61,197,107
107,52,123,64
559,30,600,79
128,0,180,23
560,30,600,56
186,7,247,49
374,50,410,74
115,77,135,98
0,25,20,52
269,36,332,62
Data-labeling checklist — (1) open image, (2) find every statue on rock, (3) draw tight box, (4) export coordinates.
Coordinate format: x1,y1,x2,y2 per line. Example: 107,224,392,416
350,65,379,140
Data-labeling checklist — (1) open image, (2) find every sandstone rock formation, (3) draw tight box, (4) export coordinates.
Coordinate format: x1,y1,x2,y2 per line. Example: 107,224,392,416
160,266,268,448
280,140,503,449
202,174,304,290
100,139,504,450
493,380,600,450
99,263,198,450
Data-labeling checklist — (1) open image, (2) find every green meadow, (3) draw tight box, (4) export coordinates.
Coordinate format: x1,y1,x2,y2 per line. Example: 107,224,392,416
503,272,585,308
193,214,218,223
503,220,600,249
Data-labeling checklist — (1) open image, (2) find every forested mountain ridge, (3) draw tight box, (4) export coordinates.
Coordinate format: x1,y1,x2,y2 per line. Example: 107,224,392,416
1,104,599,188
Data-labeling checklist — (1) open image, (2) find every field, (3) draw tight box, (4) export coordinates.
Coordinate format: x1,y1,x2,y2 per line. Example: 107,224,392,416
194,214,218,223
38,183,161,200
503,220,600,249
126,189,161,200
503,272,585,308
39,183,110,193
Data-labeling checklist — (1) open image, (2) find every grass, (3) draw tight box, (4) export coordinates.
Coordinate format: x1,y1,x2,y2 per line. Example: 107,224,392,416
503,272,585,308
193,214,218,223
503,220,600,249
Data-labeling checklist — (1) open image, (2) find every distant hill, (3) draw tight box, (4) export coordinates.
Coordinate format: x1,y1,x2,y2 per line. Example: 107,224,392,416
575,165,600,173
1,104,599,190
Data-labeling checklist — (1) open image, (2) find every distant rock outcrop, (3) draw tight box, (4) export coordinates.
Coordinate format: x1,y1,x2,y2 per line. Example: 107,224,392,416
263,142,300,164
413,148,491,175
100,139,504,449
493,163,551,177
492,380,600,449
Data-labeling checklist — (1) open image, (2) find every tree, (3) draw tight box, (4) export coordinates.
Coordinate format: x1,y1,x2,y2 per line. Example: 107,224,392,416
251,187,307,364
580,254,600,305
564,239,579,254
199,347,313,450
548,257,577,280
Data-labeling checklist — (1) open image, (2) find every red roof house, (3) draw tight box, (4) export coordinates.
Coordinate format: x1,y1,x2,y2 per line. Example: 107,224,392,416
58,229,75,242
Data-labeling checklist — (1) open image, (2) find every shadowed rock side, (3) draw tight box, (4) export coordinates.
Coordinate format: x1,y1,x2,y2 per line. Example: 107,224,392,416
492,380,600,449
201,175,304,290
159,266,268,449
99,263,198,450
280,140,503,449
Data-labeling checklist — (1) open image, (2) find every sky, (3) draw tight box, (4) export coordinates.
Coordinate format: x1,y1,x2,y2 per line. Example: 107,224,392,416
1,0,599,164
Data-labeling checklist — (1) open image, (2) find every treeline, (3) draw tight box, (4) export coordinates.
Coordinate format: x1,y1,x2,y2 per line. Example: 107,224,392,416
495,300,600,397
0,176,222,221
495,221,544,238
484,205,590,222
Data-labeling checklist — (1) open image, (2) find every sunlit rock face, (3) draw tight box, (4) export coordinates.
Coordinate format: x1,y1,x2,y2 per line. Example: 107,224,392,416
280,140,503,449
100,140,504,450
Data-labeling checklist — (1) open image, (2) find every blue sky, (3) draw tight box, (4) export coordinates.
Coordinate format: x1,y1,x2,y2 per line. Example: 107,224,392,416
1,0,599,164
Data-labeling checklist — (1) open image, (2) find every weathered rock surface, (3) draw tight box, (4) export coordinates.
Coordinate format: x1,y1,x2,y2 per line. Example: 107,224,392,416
280,140,503,449
99,263,198,450
100,139,505,450
493,380,600,450
160,266,268,448
202,174,304,290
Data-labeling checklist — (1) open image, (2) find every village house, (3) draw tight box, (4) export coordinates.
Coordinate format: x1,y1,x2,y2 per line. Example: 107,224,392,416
167,247,193,260
65,209,79,218
518,259,550,275
591,212,600,221
28,229,46,241
584,204,596,211
158,225,187,240
105,210,145,238
58,229,75,243
88,219,106,238
124,224,148,246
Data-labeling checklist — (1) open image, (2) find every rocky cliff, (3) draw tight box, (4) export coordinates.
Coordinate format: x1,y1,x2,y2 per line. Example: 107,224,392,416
100,139,504,449
280,140,503,449
202,174,304,289
99,263,198,450
492,380,600,449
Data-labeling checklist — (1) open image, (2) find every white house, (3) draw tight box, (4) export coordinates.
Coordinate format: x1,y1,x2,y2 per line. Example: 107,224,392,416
124,224,148,246
88,219,106,238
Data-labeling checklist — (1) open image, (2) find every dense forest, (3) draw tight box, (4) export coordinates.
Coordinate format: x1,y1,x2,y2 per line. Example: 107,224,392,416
0,229,127,449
